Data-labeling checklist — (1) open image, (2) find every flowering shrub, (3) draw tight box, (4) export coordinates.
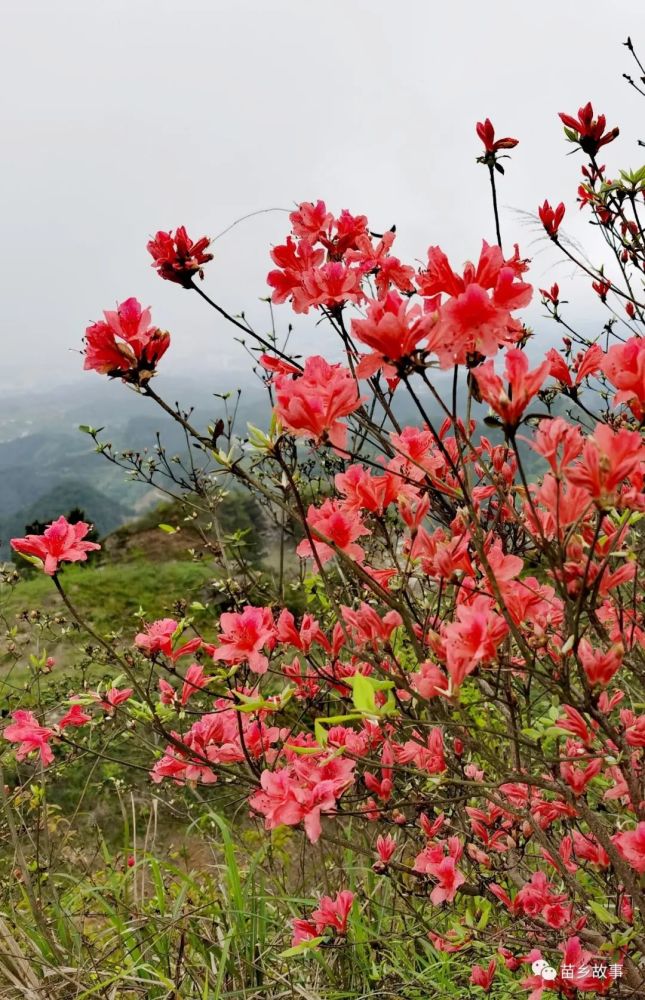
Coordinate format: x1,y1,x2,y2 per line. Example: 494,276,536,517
4,41,645,999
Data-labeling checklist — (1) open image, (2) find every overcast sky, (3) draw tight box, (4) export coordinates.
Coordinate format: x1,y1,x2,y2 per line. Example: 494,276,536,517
3,0,644,394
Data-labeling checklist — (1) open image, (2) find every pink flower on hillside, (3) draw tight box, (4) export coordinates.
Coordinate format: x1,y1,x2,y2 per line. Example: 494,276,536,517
135,618,178,656
98,687,133,712
290,889,354,947
300,261,363,311
442,595,509,690
375,834,397,868
267,236,325,308
346,231,415,296
559,102,619,156
410,661,449,700
472,348,549,428
274,355,363,451
565,424,645,505
4,710,55,766
601,335,645,420
476,119,518,154
419,241,532,367
578,638,623,687
538,200,565,238
213,606,276,674
547,343,603,389
341,603,402,649
250,756,355,842
180,663,210,705
58,704,92,729
470,959,496,992
310,890,354,934
613,822,645,873
531,417,583,473
151,707,285,786
275,609,330,654
417,846,466,905
335,464,402,516
290,918,319,947
135,619,202,661
267,202,373,314
11,516,100,576
297,500,370,566
289,199,334,239
147,226,213,285
83,297,170,381
351,291,434,378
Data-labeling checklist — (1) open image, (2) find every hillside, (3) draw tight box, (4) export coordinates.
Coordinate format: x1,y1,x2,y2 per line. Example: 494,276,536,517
0,374,272,555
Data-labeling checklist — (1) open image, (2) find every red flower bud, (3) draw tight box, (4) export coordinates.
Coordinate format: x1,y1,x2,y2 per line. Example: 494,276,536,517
538,200,565,238
476,118,518,155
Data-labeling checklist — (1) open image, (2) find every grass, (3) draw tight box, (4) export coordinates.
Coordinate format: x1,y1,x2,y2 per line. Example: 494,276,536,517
0,796,525,999
2,559,214,641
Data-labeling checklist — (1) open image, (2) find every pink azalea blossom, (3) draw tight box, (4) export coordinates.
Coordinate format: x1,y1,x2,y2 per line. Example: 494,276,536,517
297,500,370,566
213,606,276,674
274,355,363,451
4,710,54,766
11,516,100,576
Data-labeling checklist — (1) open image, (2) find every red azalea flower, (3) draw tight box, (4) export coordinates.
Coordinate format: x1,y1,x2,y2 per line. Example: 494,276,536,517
418,241,532,367
601,335,645,420
212,605,276,675
559,102,619,157
297,500,370,566
470,959,496,992
99,687,134,712
476,118,519,154
539,283,560,305
3,710,55,766
83,297,170,382
274,355,363,451
58,704,92,729
374,833,397,867
472,348,549,428
147,226,213,286
538,199,566,238
592,277,611,301
11,516,101,575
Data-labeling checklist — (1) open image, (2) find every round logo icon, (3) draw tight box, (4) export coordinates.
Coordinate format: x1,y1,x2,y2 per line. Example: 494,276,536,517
531,959,557,981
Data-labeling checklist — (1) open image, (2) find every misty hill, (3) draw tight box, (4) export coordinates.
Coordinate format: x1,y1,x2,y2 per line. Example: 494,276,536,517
0,367,588,556
0,373,271,554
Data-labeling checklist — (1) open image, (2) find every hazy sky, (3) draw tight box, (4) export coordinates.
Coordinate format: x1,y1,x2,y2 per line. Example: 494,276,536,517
3,0,644,393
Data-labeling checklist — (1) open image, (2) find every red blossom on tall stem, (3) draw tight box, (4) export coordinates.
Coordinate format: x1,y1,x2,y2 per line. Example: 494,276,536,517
470,959,496,992
538,199,566,238
11,516,100,575
475,118,518,155
83,297,170,382
274,355,363,451
147,226,213,286
559,102,619,156
471,348,549,429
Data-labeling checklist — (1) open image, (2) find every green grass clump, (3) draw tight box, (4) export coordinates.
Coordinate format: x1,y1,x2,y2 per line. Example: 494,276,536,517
3,559,214,637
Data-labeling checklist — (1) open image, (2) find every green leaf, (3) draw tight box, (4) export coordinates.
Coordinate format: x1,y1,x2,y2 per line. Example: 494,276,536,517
346,674,396,717
589,901,618,925
279,936,324,958
158,523,178,534
14,552,43,570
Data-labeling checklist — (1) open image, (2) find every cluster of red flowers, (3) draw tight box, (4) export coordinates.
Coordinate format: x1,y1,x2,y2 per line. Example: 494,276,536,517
147,226,213,286
8,91,645,996
83,297,170,383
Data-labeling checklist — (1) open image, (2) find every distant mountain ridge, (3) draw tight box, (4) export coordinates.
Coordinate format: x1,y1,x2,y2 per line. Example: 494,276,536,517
0,374,271,555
